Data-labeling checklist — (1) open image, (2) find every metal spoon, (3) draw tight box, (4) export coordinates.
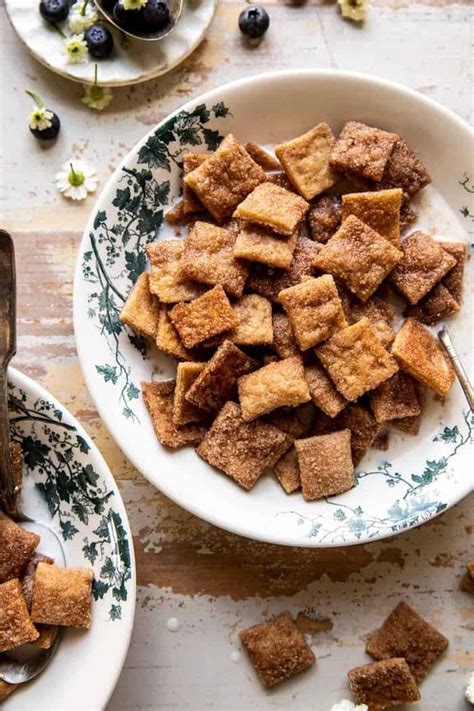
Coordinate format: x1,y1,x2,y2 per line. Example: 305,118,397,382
93,0,183,43
438,326,474,411
0,230,65,686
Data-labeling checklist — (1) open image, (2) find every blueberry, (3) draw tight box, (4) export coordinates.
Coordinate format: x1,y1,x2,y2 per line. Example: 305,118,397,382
39,0,69,23
113,2,141,30
238,4,269,39
30,112,61,141
141,0,170,32
85,24,114,58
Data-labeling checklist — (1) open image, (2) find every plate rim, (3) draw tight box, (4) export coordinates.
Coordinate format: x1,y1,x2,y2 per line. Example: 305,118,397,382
73,68,474,548
7,365,137,709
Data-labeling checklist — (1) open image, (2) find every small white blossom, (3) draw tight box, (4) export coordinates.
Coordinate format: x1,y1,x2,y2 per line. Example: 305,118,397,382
64,34,88,64
330,701,368,711
337,0,368,22
466,671,474,705
82,83,113,111
28,107,54,131
123,0,147,9
56,160,98,201
69,1,99,33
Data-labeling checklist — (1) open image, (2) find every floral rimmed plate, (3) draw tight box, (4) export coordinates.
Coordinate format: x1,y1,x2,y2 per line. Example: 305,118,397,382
6,367,136,710
73,70,474,547
4,0,216,87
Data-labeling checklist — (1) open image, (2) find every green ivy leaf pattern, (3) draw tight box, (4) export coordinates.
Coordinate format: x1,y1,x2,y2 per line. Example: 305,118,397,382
8,384,132,621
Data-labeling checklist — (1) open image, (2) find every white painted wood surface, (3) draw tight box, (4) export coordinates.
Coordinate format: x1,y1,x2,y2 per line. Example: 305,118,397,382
0,1,473,709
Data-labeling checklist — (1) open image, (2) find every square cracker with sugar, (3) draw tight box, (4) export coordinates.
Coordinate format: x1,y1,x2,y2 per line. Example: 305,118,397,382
31,563,93,629
0,513,40,584
147,240,204,303
272,312,299,359
120,273,161,340
142,380,207,448
173,362,207,426
233,182,309,236
341,188,402,245
169,285,238,349
348,658,420,710
330,121,399,182
234,223,298,270
295,430,354,501
0,579,39,652
305,363,347,418
230,295,273,346
274,447,301,494
182,152,208,214
369,371,421,423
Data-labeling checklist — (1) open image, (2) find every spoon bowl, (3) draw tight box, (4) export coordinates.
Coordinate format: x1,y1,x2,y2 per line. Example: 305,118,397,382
93,0,183,42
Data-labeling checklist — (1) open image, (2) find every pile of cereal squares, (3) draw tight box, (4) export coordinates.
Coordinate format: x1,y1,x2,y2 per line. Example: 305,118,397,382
120,121,466,501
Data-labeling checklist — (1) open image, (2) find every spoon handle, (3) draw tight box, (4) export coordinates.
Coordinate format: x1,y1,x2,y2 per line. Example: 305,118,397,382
438,327,474,412
0,371,20,516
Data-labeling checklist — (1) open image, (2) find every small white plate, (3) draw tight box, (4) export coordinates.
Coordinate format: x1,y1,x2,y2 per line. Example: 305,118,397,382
73,70,474,547
4,0,216,86
6,367,136,710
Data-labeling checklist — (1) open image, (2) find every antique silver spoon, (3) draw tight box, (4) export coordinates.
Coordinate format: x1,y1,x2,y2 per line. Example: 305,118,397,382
93,0,183,43
0,230,65,686
438,326,474,411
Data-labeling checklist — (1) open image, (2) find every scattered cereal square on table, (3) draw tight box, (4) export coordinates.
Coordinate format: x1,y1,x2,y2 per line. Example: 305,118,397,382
274,447,301,494
182,152,208,214
186,340,257,413
233,183,309,236
441,241,466,303
389,231,457,304
0,578,39,652
369,371,421,423
240,611,315,687
31,563,93,629
230,295,273,346
295,430,354,500
120,273,161,340
376,137,431,199
305,363,347,418
179,221,248,297
234,222,298,269
341,188,402,245
142,380,207,448
169,285,238,349
349,295,396,349
348,658,420,711
313,215,403,302
392,318,454,396
173,362,207,426
272,312,299,358
244,142,281,171
460,560,474,594
316,318,399,401
0,513,40,584
404,283,460,326
275,122,338,200
330,121,399,182
278,275,347,350
366,601,449,682
307,195,342,244
156,307,193,361
238,356,311,421
183,135,266,223
147,241,204,304
196,402,292,490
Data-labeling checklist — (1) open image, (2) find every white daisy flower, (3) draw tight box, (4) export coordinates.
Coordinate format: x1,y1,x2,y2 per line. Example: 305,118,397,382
330,701,368,711
81,64,114,111
69,0,99,34
466,671,474,705
337,0,368,22
56,160,98,201
64,34,88,64
28,107,54,131
123,0,147,10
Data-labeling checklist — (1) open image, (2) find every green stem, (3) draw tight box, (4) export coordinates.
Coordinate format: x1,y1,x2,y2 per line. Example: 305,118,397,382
25,89,44,109
54,24,68,39
80,0,89,15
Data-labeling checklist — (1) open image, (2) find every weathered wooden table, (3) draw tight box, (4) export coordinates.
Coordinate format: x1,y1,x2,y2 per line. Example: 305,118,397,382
1,0,473,708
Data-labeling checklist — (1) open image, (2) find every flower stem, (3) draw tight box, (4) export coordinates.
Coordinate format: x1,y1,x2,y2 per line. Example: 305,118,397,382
54,24,68,39
94,63,98,87
25,89,44,109
80,0,89,16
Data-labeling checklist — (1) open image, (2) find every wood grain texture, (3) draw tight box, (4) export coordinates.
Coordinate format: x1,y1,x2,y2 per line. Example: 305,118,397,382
2,0,473,707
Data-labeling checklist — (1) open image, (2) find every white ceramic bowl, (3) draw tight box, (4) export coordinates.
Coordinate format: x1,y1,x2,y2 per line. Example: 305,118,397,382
6,368,136,710
74,70,474,547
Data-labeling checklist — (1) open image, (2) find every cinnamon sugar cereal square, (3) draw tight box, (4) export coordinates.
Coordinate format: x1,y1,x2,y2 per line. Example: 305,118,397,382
313,215,403,302
180,221,248,297
244,142,281,171
392,318,455,396
370,371,421,423
376,137,431,199
307,195,342,244
120,273,161,340
186,340,256,413
230,295,273,346
182,152,207,214
147,241,204,303
0,579,39,652
142,380,207,448
275,122,338,200
441,241,466,303
173,362,207,426
330,121,399,182
165,200,188,226
341,188,402,245
21,554,55,650
400,203,417,233
234,223,298,269
366,601,449,682
169,285,238,348
197,402,292,490
240,612,315,687
311,404,380,466
264,409,307,438
305,363,347,418
348,658,420,710
0,513,40,584
31,563,93,629
274,447,301,494
295,430,354,500
372,430,390,451
316,318,399,401
389,231,457,304
404,283,460,325
265,171,297,192
349,295,396,348
156,307,193,361
272,312,299,358
233,183,309,236
183,135,266,223
238,356,311,421
278,275,347,350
